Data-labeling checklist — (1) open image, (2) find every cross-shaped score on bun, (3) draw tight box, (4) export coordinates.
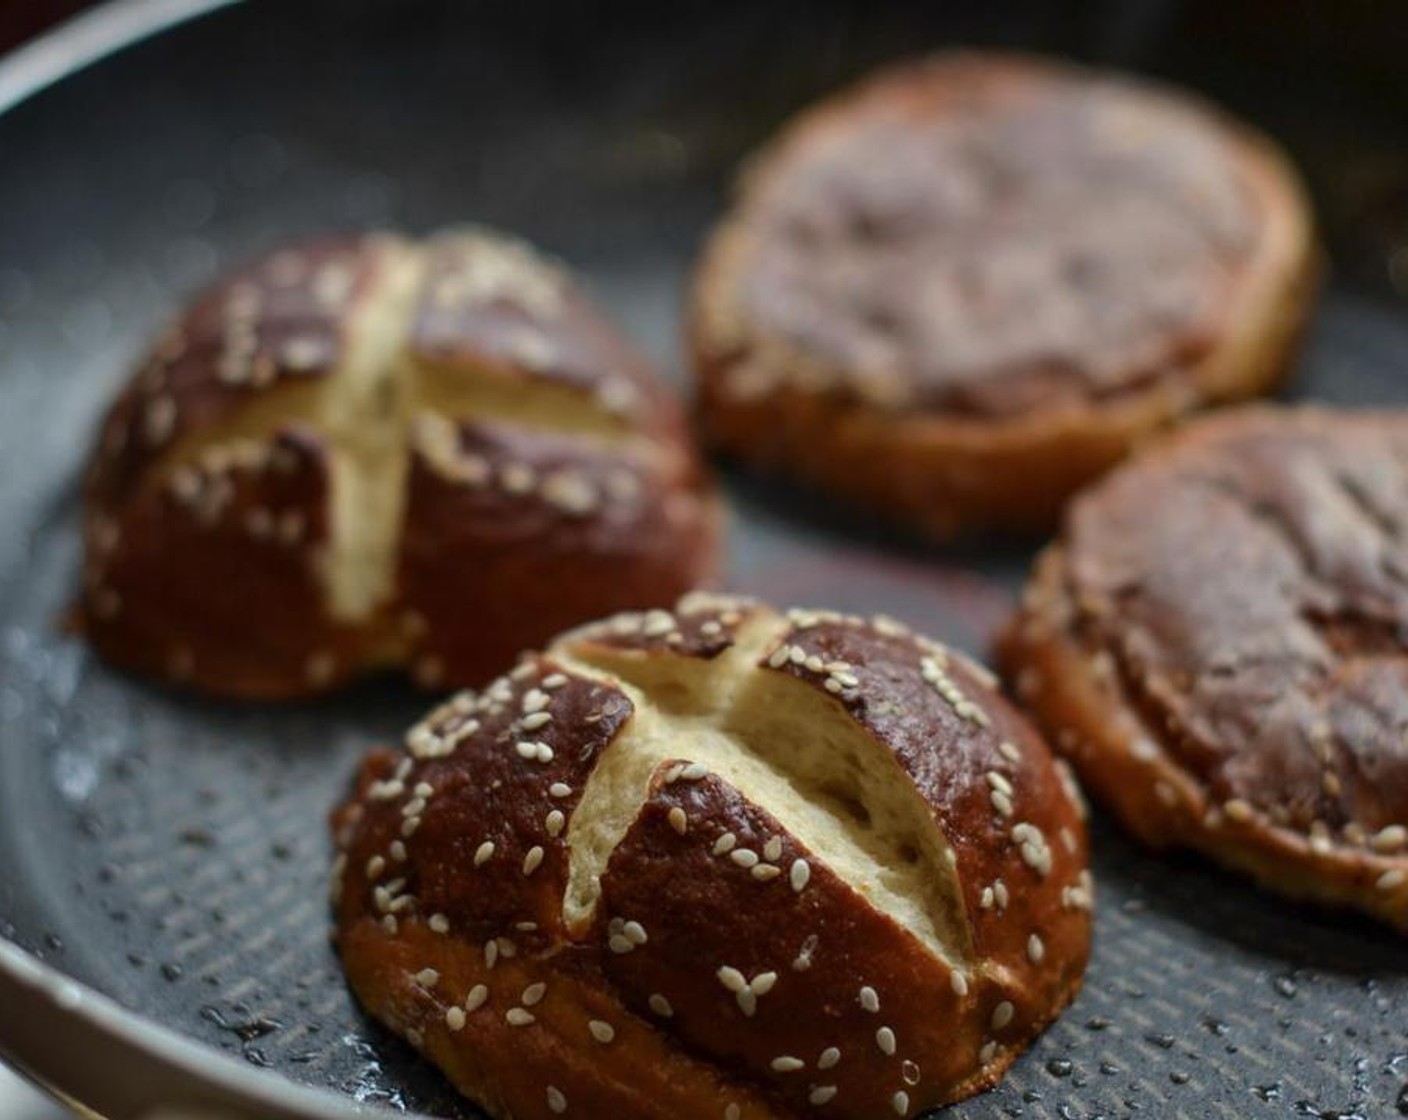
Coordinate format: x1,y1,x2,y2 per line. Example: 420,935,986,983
79,229,719,698
331,593,1092,1118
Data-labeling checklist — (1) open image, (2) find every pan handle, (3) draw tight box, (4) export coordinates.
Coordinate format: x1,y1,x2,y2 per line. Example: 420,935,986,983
0,940,367,1119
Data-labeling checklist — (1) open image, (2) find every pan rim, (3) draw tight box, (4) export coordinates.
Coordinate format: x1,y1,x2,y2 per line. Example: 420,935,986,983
0,5,393,1116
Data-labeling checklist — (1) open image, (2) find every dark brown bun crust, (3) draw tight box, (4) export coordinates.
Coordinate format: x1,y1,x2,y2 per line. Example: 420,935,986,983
690,52,1316,538
79,230,719,698
1000,407,1408,932
332,594,1091,1119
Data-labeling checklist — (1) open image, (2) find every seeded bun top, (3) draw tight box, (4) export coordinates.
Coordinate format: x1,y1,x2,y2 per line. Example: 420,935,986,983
81,228,717,697
332,593,1091,1119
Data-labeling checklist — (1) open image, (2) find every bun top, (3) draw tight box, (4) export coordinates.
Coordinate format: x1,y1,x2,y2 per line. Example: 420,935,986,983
81,228,713,695
1063,408,1408,857
699,53,1300,417
332,594,1090,1117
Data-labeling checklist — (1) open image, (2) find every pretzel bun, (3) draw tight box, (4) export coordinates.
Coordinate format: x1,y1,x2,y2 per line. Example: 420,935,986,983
79,229,719,698
331,593,1092,1119
690,53,1316,538
1000,407,1408,932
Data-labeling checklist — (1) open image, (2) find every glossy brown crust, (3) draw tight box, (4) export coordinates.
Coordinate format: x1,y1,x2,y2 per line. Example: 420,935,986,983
79,229,719,698
690,52,1316,538
999,408,1408,932
399,423,719,688
332,595,1091,1119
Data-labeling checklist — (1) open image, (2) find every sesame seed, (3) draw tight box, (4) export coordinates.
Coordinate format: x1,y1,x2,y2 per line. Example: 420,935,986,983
790,859,811,892
902,1060,920,1086
1130,738,1159,762
475,841,495,866
445,1006,466,1032
751,865,782,881
366,856,385,879
542,471,597,516
718,967,747,993
390,841,407,862
414,969,439,988
623,921,648,945
991,790,1014,817
1371,825,1406,852
986,771,1014,796
951,971,969,997
713,833,737,855
892,1090,910,1116
649,994,673,1017
609,935,634,955
737,990,757,1017
859,987,879,1013
521,711,552,731
546,1086,567,1114
522,688,549,713
546,810,565,837
668,807,688,835
1224,798,1254,823
998,741,1021,764
1378,869,1405,891
506,1008,535,1026
679,762,709,781
501,464,537,494
991,1001,1015,1030
994,880,1010,909
1028,934,1046,963
771,1056,805,1072
979,1041,998,1064
810,1086,838,1105
751,972,777,995
484,940,498,968
428,913,450,934
549,782,572,798
542,673,568,690
642,610,676,638
522,982,547,1006
144,396,177,444
523,846,544,875
589,1019,615,1043
763,836,784,862
817,1047,840,1070
876,1027,897,1055
730,848,759,868
381,915,398,934
465,984,488,1012
767,645,790,668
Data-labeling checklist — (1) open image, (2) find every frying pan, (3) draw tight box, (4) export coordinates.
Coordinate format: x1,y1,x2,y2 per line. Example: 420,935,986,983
0,1,1404,1117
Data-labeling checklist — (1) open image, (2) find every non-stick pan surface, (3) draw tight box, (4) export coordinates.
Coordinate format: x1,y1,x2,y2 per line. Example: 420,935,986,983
0,2,1405,1117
